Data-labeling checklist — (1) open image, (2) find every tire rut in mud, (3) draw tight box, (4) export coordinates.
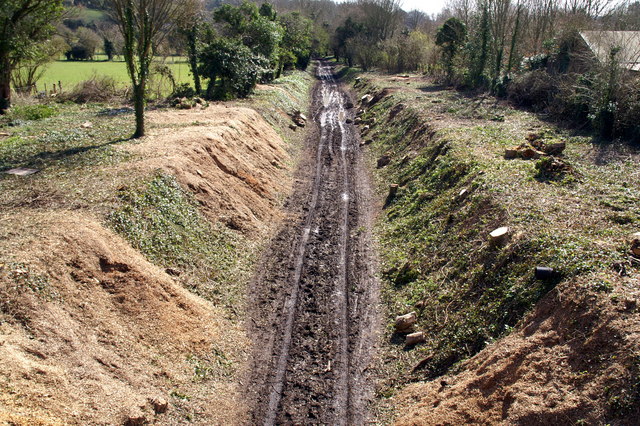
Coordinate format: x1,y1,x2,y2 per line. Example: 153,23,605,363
246,62,379,425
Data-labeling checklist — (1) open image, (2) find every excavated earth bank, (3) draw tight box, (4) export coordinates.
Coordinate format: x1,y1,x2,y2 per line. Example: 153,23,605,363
246,63,380,425
0,96,302,425
351,75,640,425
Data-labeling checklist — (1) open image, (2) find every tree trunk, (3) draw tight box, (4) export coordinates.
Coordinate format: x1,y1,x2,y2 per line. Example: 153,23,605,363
133,83,145,138
0,53,11,114
192,63,201,95
187,28,201,94
506,5,523,73
205,73,217,100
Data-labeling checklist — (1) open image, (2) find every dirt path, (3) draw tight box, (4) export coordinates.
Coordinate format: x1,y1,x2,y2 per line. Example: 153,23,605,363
246,62,379,425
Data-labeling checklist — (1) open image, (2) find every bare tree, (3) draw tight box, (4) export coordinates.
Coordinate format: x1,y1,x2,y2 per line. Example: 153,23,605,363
525,0,559,53
563,0,615,18
406,9,427,30
358,0,403,41
108,0,198,138
446,0,476,25
488,0,512,83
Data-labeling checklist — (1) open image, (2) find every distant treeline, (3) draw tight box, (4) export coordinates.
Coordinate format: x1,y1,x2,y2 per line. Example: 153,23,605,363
5,0,640,140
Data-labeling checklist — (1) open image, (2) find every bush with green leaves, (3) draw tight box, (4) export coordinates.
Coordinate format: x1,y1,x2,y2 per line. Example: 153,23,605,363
171,83,196,100
435,17,467,83
9,104,57,121
213,1,284,81
199,37,268,100
279,12,313,71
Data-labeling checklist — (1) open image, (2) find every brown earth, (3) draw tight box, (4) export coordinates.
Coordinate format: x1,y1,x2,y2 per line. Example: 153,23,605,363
246,62,380,425
0,104,297,424
394,271,640,425
133,106,292,234
0,213,247,425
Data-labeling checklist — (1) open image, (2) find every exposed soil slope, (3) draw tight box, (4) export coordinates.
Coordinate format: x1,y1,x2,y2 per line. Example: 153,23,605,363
396,273,640,425
0,82,309,424
0,213,247,425
135,107,291,233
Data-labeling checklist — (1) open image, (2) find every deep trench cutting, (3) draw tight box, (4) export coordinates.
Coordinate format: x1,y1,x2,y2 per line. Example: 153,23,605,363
263,64,337,425
247,61,379,425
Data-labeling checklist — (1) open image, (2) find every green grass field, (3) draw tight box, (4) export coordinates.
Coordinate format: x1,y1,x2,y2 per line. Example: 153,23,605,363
73,7,107,23
37,59,193,93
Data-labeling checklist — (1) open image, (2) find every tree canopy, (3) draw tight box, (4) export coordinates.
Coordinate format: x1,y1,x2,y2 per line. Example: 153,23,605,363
0,0,64,112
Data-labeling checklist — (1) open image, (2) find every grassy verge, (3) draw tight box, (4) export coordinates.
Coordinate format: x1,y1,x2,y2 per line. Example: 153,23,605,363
108,173,255,313
351,75,640,402
235,70,315,141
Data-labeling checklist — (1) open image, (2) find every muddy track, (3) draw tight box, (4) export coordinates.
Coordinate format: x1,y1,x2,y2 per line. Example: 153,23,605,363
246,62,379,425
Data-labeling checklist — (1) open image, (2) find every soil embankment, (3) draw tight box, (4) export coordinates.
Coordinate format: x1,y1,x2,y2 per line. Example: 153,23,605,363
0,76,311,424
246,63,379,425
350,73,640,424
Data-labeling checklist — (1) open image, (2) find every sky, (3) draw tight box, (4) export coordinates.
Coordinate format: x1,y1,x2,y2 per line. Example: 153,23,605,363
399,0,448,16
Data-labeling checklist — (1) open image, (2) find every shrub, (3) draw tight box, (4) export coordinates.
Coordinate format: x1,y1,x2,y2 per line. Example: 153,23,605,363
149,63,177,100
9,104,58,121
61,76,120,104
520,53,550,71
199,37,268,100
170,83,196,100
616,78,640,143
507,70,557,110
65,45,92,61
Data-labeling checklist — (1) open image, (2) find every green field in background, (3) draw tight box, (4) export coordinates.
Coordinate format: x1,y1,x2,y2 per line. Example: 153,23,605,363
37,58,193,92
74,7,108,23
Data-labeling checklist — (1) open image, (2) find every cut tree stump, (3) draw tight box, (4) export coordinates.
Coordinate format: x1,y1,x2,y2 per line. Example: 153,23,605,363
489,226,510,244
406,331,426,346
388,184,399,198
377,155,391,168
395,311,417,333
150,397,169,414
361,94,374,105
504,149,518,159
544,141,566,155
521,148,543,159
631,232,640,257
292,111,307,127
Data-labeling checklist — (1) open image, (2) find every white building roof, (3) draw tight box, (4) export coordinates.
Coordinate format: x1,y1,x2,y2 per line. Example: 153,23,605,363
580,31,640,71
